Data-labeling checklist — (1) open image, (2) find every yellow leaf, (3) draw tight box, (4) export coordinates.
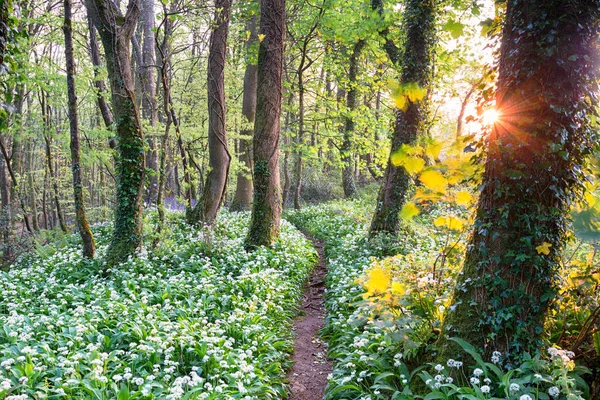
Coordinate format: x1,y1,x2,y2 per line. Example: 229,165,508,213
434,216,464,231
394,94,408,112
258,34,266,42
399,202,420,220
419,170,448,192
455,191,473,206
391,282,406,296
425,141,442,160
402,156,426,175
364,267,391,294
535,242,552,255
405,83,427,103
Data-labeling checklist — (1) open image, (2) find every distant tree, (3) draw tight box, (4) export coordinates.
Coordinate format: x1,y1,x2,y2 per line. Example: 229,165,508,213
63,0,95,258
369,0,437,235
245,0,285,248
85,0,145,266
440,0,600,361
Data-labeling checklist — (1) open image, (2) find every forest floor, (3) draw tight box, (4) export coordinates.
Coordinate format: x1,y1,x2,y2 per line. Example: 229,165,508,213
288,236,332,400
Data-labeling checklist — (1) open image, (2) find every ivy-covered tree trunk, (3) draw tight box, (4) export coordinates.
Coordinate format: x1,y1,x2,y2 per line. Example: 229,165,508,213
231,12,258,212
64,0,95,258
245,0,285,249
369,0,436,235
440,0,600,362
85,0,144,266
191,0,232,225
341,40,365,199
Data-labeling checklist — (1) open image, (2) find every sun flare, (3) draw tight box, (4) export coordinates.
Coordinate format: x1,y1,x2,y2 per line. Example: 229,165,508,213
482,109,500,126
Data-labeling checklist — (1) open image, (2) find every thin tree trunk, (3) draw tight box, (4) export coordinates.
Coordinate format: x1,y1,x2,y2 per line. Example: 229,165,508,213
85,0,145,266
369,0,437,235
245,0,285,249
64,0,95,257
191,0,232,225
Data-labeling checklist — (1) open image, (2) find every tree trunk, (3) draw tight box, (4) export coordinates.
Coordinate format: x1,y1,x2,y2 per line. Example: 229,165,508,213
85,0,145,266
245,0,285,249
341,40,365,198
64,0,95,258
140,0,158,205
190,0,232,225
440,0,600,362
231,12,258,212
87,17,117,149
369,0,437,235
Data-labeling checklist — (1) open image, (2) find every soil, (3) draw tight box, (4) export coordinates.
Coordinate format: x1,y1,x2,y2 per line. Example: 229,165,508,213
288,237,332,400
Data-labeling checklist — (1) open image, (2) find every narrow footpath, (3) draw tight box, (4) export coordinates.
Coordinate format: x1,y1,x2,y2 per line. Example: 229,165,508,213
288,237,332,400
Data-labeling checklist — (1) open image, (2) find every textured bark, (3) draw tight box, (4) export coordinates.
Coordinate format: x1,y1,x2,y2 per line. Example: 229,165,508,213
341,40,365,198
191,0,232,225
370,0,436,235
245,0,285,249
231,12,258,212
64,0,95,258
440,0,600,361
87,17,116,149
85,0,145,266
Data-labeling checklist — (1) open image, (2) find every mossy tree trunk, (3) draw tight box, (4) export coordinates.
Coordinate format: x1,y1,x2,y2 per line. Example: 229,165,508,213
190,0,232,225
341,40,365,199
64,0,95,258
440,0,600,363
369,0,437,235
231,11,258,212
245,0,285,249
85,0,144,266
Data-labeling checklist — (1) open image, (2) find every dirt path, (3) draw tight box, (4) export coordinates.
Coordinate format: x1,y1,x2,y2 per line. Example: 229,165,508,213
288,237,332,400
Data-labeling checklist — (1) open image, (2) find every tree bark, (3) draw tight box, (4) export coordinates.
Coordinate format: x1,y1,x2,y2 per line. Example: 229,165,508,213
87,17,117,149
245,0,285,249
231,12,258,212
440,0,600,362
190,0,232,225
85,0,145,266
369,0,437,235
64,0,95,258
